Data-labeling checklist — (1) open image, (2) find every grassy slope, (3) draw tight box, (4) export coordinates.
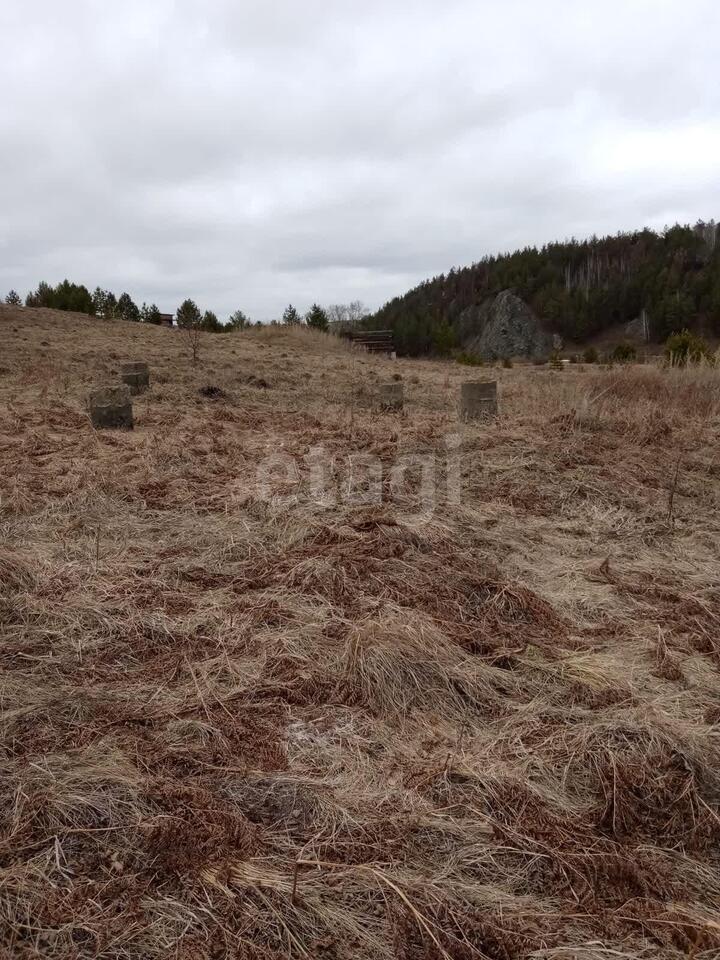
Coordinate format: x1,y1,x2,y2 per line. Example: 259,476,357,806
1,305,720,959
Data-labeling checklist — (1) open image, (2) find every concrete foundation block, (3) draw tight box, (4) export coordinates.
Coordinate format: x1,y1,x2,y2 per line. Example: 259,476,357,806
121,361,150,394
90,385,134,430
378,381,404,411
460,380,498,420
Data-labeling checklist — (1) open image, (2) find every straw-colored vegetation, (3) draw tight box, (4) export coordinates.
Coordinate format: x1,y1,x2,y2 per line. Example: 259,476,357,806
1,304,720,959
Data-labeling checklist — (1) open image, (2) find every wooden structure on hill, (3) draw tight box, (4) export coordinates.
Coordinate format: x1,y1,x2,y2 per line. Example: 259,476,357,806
158,313,174,327
349,329,395,355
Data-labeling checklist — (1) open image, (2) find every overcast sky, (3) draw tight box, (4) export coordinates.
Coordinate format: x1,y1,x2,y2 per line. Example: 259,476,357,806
1,1,718,320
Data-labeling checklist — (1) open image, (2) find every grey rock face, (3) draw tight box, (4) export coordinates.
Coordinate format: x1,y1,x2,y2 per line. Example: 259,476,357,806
624,316,649,341
459,291,553,360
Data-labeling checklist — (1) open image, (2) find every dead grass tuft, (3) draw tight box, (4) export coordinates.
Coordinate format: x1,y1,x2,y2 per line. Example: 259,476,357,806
1,305,720,958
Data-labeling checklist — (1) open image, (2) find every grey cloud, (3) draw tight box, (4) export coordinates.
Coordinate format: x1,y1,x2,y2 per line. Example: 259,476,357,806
1,0,718,320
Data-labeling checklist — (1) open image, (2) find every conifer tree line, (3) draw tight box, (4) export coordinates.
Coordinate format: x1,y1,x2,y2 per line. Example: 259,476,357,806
12,220,716,355
2,282,253,332
366,220,720,356
2,281,351,335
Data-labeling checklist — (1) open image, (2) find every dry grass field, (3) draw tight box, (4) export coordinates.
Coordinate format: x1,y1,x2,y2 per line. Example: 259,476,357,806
1,304,720,959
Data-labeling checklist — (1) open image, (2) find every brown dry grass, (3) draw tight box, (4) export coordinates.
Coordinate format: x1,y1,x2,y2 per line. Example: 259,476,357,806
1,304,720,959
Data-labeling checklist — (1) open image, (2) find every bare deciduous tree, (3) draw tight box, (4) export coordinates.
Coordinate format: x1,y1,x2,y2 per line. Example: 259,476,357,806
346,300,369,325
326,301,369,329
176,298,203,364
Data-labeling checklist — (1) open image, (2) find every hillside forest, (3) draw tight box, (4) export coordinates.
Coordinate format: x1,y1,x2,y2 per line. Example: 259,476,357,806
4,221,719,357
368,220,720,355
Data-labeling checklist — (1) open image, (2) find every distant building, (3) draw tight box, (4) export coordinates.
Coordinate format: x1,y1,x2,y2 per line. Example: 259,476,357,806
158,313,174,327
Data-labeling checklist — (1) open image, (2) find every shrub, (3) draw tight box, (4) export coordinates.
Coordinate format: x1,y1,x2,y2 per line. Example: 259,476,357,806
611,342,637,363
457,351,483,367
502,357,513,368
664,329,712,366
583,346,598,364
549,351,563,370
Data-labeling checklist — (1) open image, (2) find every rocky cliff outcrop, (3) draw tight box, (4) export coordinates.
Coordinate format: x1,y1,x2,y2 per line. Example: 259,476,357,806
457,290,553,360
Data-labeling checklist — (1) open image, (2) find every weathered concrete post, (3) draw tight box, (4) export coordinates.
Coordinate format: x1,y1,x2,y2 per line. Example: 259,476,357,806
89,385,134,430
120,361,150,394
378,382,404,411
459,380,498,420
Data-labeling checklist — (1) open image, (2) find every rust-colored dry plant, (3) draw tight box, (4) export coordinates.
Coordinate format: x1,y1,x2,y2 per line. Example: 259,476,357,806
1,304,720,959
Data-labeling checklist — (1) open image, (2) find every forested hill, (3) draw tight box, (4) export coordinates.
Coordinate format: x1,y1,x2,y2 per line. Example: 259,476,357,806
369,221,720,355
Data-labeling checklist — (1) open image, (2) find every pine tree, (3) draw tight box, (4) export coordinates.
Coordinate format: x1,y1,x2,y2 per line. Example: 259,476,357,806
52,280,93,313
140,303,162,324
227,309,249,330
104,292,118,319
117,292,140,322
176,299,202,328
432,318,455,355
201,310,222,332
26,281,54,308
4,290,21,305
92,287,107,317
305,303,329,330
282,304,302,325
25,280,92,313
